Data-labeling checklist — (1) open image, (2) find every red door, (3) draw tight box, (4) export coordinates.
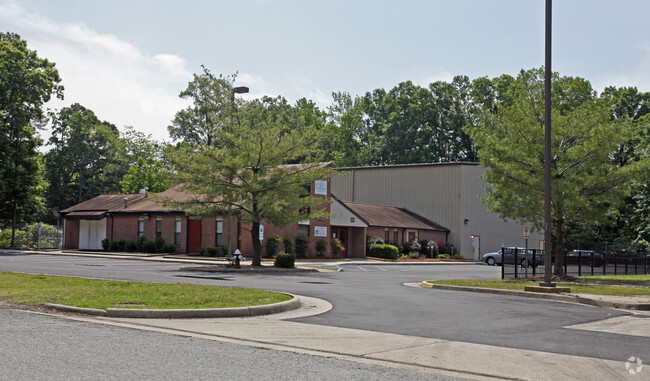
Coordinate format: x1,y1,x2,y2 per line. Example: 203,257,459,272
332,227,348,257
187,219,201,254
407,231,416,243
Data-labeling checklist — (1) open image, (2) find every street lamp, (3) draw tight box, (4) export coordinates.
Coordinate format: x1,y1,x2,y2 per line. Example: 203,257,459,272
226,85,249,253
541,0,555,287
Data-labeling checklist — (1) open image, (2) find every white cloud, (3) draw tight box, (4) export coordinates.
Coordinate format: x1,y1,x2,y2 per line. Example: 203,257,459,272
0,1,192,143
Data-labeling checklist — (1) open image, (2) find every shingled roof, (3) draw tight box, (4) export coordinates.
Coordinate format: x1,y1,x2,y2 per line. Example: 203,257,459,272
340,200,448,232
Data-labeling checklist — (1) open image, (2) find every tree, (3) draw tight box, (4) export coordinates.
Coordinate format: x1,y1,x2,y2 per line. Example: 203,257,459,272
0,32,63,246
468,68,650,275
44,103,122,218
168,66,236,146
120,157,170,193
166,73,333,266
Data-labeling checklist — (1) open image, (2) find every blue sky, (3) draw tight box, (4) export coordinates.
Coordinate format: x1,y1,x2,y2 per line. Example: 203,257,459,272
2,0,650,142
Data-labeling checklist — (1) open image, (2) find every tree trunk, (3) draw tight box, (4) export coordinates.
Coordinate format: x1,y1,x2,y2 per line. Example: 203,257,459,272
553,219,565,276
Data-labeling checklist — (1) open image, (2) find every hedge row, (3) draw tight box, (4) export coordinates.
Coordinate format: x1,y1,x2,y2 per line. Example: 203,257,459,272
369,243,399,260
101,236,175,254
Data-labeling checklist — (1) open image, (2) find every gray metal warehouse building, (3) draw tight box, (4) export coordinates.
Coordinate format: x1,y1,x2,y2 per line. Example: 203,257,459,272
332,162,543,260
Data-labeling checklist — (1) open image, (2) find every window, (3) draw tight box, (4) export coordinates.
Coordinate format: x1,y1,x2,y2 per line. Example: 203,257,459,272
156,217,162,238
216,219,223,246
175,217,182,245
138,217,144,237
384,229,389,242
393,230,398,244
298,224,309,237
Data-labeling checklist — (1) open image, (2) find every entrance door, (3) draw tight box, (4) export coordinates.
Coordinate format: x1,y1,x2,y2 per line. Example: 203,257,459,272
407,231,417,243
331,227,348,257
187,219,202,254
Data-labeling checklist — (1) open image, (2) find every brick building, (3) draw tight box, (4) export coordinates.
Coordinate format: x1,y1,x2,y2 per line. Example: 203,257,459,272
61,178,447,258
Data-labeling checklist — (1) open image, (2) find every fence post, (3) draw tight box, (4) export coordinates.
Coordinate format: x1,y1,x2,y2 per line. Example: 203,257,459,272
578,251,582,277
501,247,505,280
532,249,537,277
514,248,519,279
590,251,594,276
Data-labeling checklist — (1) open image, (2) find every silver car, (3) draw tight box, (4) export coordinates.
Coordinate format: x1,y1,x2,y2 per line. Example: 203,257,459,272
483,247,543,267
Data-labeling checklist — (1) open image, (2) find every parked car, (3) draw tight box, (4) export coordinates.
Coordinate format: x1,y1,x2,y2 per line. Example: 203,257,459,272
564,250,604,267
482,247,543,267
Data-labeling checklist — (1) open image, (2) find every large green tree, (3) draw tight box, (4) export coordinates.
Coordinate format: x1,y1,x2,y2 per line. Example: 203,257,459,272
166,73,333,265
118,126,170,193
0,32,63,246
468,68,650,275
44,103,123,219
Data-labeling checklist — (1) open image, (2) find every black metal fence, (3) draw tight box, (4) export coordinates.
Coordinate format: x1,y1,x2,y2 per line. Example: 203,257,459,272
501,247,649,279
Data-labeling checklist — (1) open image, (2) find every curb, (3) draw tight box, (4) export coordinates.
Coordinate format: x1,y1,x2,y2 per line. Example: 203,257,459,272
420,282,650,310
45,294,302,318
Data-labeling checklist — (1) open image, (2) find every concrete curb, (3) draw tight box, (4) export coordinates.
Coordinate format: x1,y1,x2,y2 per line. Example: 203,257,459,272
45,294,301,318
420,282,650,310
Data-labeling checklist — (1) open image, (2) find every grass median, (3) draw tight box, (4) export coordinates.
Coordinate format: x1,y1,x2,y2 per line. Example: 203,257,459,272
426,275,650,297
0,271,291,310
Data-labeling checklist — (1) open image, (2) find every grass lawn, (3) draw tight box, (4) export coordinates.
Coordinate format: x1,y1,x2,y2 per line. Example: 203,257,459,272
0,271,291,310
427,276,650,297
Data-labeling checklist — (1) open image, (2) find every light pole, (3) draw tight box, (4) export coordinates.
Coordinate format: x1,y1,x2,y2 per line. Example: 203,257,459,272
541,0,555,287
226,86,249,253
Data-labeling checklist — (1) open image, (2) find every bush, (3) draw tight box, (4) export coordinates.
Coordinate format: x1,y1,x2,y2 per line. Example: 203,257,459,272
369,244,399,260
404,240,421,252
438,254,451,259
366,236,384,249
294,234,309,257
199,247,209,257
265,235,282,257
220,244,228,257
136,235,147,251
101,238,110,251
274,252,296,268
315,239,327,257
330,238,344,258
165,243,176,253
208,247,219,257
115,239,127,252
453,253,464,259
154,237,167,253
282,237,294,254
143,240,156,253
125,240,137,252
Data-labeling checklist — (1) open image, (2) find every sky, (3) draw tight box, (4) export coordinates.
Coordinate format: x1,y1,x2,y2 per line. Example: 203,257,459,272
3,0,650,144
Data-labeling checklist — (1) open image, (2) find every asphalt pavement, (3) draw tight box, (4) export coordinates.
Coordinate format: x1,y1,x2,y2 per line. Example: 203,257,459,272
1,250,649,380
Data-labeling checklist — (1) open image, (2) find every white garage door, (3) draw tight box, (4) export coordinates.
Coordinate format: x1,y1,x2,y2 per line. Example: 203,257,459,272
79,219,107,250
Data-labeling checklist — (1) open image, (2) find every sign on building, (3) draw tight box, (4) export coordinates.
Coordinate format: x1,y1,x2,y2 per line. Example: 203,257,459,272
314,180,327,196
314,226,327,237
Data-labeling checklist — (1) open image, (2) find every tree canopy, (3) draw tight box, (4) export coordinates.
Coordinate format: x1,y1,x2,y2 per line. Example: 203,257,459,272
467,68,650,274
0,32,63,245
166,73,333,265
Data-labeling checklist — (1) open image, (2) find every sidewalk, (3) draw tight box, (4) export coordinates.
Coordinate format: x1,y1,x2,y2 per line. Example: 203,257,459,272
59,295,645,381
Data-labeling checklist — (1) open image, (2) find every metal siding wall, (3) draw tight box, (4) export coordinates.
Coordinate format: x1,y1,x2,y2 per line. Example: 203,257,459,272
333,165,463,248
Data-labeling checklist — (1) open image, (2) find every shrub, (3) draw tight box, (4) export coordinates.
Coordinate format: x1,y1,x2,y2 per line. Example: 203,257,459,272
369,244,399,260
154,237,166,253
282,237,294,254
404,240,421,252
265,235,282,257
330,238,344,258
315,239,327,257
453,253,464,259
115,239,127,252
294,234,309,257
207,247,219,257
219,244,228,257
136,235,148,251
101,238,110,251
199,247,209,257
165,244,176,253
366,236,384,249
125,240,137,252
144,240,156,253
438,254,451,259
274,252,296,268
